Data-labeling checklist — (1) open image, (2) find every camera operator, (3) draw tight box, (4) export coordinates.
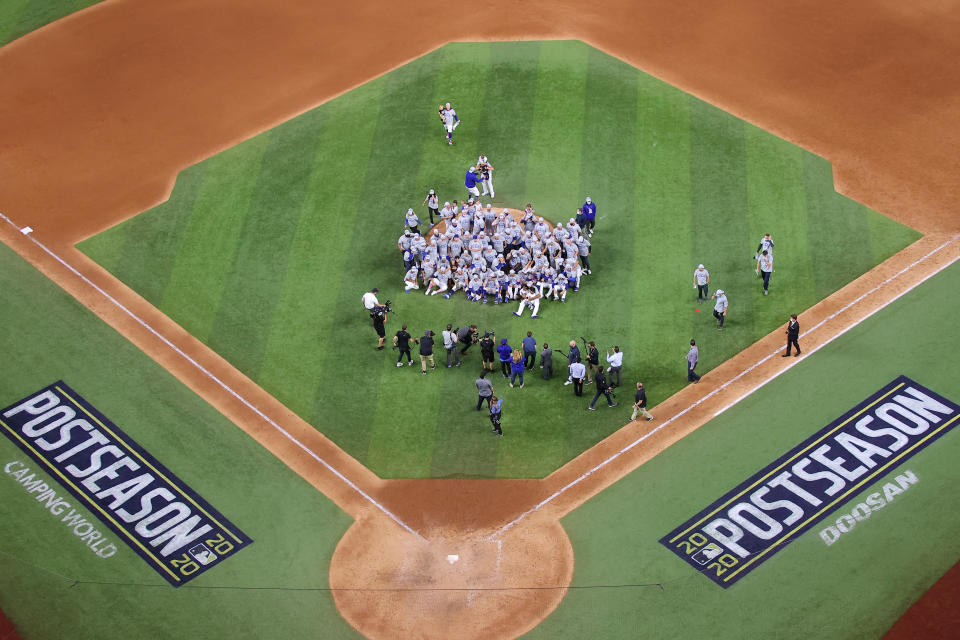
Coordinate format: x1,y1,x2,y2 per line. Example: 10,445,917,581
588,366,617,410
370,300,390,350
457,324,478,355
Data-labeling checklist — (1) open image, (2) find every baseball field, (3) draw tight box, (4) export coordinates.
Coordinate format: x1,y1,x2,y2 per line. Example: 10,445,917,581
1,2,958,639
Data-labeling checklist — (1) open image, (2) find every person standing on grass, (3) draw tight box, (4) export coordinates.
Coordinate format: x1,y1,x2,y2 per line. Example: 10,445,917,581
480,332,496,371
588,367,617,410
562,340,581,386
476,370,494,410
755,233,775,261
497,338,513,378
393,324,417,367
585,341,600,385
419,330,437,374
631,382,654,421
423,188,439,226
693,264,710,302
756,250,773,296
687,339,701,383
582,196,597,237
442,324,461,368
540,343,554,380
783,314,802,357
439,102,458,145
522,331,537,370
509,349,525,388
605,346,623,388
489,395,503,437
711,289,728,330
569,360,586,397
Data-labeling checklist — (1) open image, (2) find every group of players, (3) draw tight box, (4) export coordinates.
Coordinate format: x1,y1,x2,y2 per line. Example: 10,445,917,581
397,191,598,319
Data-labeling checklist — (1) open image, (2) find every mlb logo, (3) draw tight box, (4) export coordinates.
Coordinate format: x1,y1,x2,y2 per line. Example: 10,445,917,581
188,544,217,566
690,543,723,565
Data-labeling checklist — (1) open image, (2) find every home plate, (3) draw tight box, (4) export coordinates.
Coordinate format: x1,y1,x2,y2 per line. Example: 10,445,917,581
446,554,460,564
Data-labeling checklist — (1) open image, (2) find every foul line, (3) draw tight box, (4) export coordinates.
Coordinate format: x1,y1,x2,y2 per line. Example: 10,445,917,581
0,212,426,542
489,234,960,540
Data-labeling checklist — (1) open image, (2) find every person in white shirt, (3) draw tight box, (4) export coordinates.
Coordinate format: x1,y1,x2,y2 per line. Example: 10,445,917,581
513,284,541,318
605,346,624,387
756,250,773,296
569,360,587,397
361,288,380,310
422,189,440,226
755,233,775,260
693,264,710,302
712,289,729,330
441,324,461,367
403,266,420,292
478,154,495,198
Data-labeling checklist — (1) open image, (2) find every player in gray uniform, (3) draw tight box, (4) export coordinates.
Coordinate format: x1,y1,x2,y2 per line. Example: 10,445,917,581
405,208,421,234
693,264,710,302
576,235,592,274
755,233,775,261
438,102,459,145
404,265,420,292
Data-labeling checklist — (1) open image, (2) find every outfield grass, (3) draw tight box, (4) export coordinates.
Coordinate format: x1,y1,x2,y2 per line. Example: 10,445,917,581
529,260,960,639
0,0,101,48
78,41,920,479
0,242,360,639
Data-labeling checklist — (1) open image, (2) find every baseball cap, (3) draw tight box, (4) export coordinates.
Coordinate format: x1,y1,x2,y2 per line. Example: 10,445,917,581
470,166,476,171
371,288,378,293
444,201,450,206
585,196,592,203
717,289,724,295
698,264,704,269
429,189,435,195
407,208,414,213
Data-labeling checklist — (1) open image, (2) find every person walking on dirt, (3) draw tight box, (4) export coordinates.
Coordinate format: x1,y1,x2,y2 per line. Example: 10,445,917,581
783,314,801,357
687,339,701,383
631,382,654,421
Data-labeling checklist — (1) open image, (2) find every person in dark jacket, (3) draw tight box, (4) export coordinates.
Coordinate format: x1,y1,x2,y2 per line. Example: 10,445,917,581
588,368,617,410
783,314,801,357
489,395,503,436
562,340,581,386
522,331,537,369
479,332,496,371
497,338,513,377
585,341,600,385
540,343,553,380
419,330,436,374
631,382,653,421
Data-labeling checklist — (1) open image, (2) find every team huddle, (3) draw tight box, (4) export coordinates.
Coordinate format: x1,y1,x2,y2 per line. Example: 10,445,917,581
398,196,597,318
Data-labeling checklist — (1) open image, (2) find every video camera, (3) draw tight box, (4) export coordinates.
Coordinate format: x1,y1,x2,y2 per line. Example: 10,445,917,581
370,300,393,320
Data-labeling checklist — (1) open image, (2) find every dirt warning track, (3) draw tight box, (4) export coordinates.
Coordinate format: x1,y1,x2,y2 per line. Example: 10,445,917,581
1,1,959,638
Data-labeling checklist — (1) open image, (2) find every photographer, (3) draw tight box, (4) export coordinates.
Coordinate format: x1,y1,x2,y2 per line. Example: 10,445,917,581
370,301,390,350
588,367,617,410
393,324,417,366
442,324,461,367
479,331,497,372
585,340,600,385
457,324,478,355
605,346,623,388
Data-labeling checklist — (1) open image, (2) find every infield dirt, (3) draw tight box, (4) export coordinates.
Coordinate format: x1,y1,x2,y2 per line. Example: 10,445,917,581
0,1,958,638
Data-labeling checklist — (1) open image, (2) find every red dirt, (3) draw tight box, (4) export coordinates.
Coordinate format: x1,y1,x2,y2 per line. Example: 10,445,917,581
1,1,958,638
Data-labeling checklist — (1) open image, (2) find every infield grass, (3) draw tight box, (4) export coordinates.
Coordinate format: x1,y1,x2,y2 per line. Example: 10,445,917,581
0,0,102,48
78,41,920,479
530,260,960,639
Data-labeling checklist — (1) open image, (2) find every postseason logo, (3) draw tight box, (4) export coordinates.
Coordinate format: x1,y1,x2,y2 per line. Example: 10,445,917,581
0,382,253,586
660,376,959,588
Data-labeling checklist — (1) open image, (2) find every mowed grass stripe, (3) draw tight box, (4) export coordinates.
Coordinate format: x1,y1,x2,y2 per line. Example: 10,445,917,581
160,136,270,343
559,47,639,463
689,97,754,371
744,126,815,334
312,51,442,472
427,42,542,479
205,110,325,379
497,40,589,476
802,153,872,301
103,164,207,307
257,80,386,420
633,71,694,405
365,43,492,478
0,0,101,47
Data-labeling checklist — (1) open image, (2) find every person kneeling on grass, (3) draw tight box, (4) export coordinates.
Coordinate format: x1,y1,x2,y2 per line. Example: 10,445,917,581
404,265,420,292
513,283,542,318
